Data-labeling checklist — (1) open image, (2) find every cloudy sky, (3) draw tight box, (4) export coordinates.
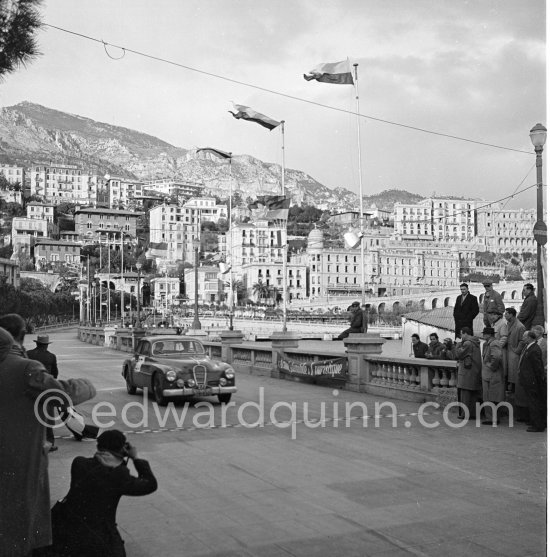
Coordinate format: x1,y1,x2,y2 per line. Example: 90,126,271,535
1,0,546,208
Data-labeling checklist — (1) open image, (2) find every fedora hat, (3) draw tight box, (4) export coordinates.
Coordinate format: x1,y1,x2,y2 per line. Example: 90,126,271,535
34,334,51,345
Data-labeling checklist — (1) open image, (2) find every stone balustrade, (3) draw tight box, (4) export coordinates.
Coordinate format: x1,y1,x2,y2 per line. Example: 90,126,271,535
78,326,457,403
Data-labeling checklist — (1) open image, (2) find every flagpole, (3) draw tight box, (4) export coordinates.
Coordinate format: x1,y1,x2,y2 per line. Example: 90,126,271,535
228,154,234,331
281,120,288,333
353,63,366,305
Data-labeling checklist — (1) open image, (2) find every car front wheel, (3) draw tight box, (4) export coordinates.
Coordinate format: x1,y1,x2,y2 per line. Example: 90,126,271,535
125,368,137,395
153,373,168,406
218,393,232,404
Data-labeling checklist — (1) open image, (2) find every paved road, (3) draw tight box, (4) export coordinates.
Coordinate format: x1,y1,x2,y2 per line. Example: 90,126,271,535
35,331,546,557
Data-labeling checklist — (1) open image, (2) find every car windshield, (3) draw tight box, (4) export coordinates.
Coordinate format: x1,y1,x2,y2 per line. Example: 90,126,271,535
151,340,205,357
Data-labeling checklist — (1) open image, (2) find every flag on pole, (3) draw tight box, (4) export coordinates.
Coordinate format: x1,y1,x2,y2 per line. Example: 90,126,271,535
303,60,354,84
145,242,168,259
229,103,281,131
197,147,232,159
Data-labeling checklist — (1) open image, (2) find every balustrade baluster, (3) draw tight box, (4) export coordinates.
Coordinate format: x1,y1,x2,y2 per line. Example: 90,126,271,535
448,368,457,388
432,368,440,388
397,364,405,385
439,369,449,388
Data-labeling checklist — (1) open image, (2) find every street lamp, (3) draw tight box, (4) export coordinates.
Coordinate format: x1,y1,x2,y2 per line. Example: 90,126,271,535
529,122,547,327
192,237,202,330
136,262,142,328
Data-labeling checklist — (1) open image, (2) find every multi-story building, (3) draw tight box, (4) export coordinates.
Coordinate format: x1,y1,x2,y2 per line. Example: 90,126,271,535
150,276,181,310
241,261,308,303
101,176,147,209
141,179,203,200
476,206,537,254
183,266,221,303
74,207,141,242
34,239,81,270
307,229,460,299
183,198,228,223
11,217,53,262
0,258,20,287
0,164,25,204
26,202,56,223
223,217,287,277
149,203,201,265
394,197,477,241
29,163,100,205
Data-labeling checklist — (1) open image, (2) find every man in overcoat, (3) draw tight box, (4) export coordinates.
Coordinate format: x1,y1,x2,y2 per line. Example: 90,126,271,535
336,302,364,340
480,327,505,425
0,317,96,556
482,282,505,327
456,326,482,419
517,283,538,330
453,283,479,339
503,307,526,393
518,330,546,432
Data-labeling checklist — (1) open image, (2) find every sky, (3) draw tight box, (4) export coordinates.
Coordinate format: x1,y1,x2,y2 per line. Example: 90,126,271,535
0,0,546,209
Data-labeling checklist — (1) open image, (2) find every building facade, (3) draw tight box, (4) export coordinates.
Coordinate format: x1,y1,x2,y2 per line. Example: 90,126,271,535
241,261,308,303
74,207,141,242
183,266,221,303
0,258,20,287
183,197,228,223
34,239,81,270
26,202,56,223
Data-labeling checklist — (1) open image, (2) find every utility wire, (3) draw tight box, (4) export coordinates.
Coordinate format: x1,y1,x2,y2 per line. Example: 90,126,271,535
44,23,533,156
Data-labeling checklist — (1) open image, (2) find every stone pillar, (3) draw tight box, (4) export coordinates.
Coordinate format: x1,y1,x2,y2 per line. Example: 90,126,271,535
104,326,116,348
270,332,300,378
219,330,244,364
344,333,386,392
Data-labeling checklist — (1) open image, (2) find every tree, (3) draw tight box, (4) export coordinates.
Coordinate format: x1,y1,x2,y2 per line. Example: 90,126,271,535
0,0,43,79
252,280,270,303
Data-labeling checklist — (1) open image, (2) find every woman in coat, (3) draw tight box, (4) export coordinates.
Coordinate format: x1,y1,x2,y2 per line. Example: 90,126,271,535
50,430,158,557
456,326,482,419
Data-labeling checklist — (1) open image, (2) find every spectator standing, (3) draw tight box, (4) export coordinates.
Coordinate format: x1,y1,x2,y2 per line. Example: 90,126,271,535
426,333,445,359
411,334,429,358
518,331,546,432
360,304,369,333
531,325,547,374
28,335,59,452
517,283,538,330
453,283,479,339
456,326,482,419
335,302,364,340
480,327,505,425
440,338,457,360
503,307,526,393
482,282,505,327
0,316,96,556
50,430,158,556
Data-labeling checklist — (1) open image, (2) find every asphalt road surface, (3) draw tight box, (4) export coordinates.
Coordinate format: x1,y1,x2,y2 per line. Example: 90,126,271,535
33,331,546,557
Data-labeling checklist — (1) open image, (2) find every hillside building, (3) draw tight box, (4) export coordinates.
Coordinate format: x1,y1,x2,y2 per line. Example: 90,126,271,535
74,207,141,242
26,202,56,223
34,239,81,270
0,258,19,287
0,164,25,204
183,197,228,223
183,266,221,304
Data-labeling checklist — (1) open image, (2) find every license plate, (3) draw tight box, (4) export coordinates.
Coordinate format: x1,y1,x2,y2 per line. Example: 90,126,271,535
194,387,212,396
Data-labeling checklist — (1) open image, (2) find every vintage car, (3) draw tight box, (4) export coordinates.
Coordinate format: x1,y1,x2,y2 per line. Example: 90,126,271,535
122,335,236,405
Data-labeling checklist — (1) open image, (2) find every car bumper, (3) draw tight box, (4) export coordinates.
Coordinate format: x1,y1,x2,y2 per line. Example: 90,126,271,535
162,386,237,397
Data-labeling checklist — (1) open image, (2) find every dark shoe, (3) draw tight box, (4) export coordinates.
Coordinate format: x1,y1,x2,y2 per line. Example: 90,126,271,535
526,427,546,432
73,433,83,441
482,420,500,425
48,445,58,452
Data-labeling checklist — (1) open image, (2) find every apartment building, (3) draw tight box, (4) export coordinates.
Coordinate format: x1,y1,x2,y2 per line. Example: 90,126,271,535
149,203,201,264
74,207,141,242
34,239,81,269
0,164,25,204
241,261,308,302
27,202,56,223
183,197,228,223
0,258,20,287
183,266,221,303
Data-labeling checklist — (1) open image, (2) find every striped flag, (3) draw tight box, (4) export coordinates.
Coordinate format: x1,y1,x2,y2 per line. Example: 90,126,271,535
145,242,168,259
304,60,354,85
229,103,281,131
197,147,232,159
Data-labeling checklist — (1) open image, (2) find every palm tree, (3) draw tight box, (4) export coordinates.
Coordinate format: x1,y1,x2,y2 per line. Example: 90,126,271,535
252,280,269,304
0,0,43,79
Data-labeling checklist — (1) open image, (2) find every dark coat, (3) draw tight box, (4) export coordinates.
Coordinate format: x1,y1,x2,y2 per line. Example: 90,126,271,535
481,337,505,402
518,292,538,330
518,342,546,430
426,340,445,359
413,341,429,358
52,456,158,557
0,328,96,556
27,347,59,378
456,335,482,391
453,292,479,336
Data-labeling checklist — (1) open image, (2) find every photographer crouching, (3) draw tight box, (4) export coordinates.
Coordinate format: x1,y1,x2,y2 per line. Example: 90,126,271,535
48,430,157,557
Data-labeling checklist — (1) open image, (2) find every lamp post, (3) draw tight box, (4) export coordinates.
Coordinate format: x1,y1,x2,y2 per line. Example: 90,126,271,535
136,262,142,327
530,123,547,327
192,237,201,330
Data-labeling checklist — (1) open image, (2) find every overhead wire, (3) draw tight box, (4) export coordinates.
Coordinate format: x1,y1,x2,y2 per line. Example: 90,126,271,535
44,23,533,156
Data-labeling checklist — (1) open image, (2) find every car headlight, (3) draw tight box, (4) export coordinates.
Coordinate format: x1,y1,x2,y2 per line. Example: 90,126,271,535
186,378,196,388
166,370,177,382
219,377,227,386
176,379,185,387
224,367,235,379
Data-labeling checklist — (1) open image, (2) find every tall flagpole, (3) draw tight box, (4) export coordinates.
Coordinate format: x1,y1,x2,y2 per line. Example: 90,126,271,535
353,63,366,305
228,154,234,331
281,120,288,333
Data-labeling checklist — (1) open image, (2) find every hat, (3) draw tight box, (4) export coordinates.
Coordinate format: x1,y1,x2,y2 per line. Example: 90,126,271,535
97,430,127,453
524,283,534,290
482,281,492,287
351,301,360,307
482,327,495,335
34,335,51,345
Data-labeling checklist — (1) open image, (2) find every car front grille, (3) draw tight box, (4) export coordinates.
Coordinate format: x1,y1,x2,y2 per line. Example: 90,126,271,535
193,365,207,387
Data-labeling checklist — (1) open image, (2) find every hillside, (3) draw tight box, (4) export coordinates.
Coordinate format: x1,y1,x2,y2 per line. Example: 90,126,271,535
0,102,419,211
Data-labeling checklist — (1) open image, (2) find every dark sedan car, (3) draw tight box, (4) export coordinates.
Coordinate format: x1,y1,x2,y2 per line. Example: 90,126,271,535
122,336,236,405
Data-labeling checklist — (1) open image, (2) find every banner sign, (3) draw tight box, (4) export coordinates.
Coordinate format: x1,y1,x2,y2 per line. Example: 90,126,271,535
278,355,348,380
